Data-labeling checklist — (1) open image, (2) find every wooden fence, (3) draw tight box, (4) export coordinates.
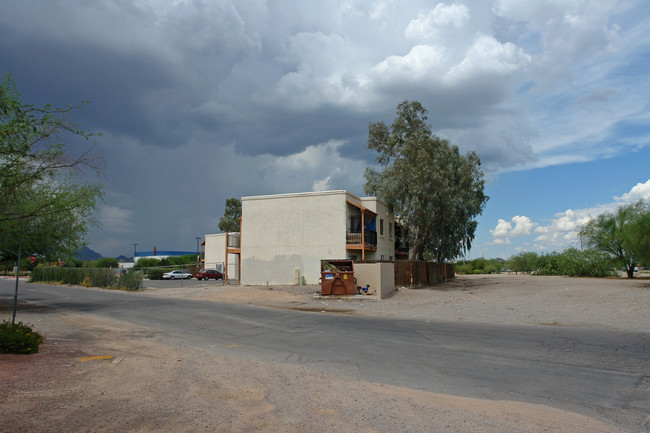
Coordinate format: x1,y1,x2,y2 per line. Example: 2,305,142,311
394,260,455,288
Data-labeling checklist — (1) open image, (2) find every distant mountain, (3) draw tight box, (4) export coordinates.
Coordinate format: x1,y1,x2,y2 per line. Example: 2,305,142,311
76,246,103,261
115,255,131,262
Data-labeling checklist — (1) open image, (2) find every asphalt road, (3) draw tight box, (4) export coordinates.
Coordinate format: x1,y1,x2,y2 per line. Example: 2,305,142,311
2,279,649,432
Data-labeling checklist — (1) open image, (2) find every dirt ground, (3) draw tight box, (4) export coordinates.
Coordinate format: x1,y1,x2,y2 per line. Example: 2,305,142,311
1,274,649,433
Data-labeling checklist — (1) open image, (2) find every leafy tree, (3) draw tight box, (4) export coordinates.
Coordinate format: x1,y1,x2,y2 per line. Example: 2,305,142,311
0,73,104,263
580,200,650,278
0,73,103,323
218,198,241,233
135,257,162,268
535,248,614,278
507,251,539,274
455,258,504,274
167,254,197,265
364,100,488,261
95,257,119,268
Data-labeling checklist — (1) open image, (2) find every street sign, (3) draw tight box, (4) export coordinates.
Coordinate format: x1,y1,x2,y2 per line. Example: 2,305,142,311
30,254,37,263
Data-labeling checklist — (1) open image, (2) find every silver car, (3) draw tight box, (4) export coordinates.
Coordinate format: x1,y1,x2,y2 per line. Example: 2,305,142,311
162,269,192,280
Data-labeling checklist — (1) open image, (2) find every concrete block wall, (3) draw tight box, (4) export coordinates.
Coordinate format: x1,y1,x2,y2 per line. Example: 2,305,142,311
354,262,395,299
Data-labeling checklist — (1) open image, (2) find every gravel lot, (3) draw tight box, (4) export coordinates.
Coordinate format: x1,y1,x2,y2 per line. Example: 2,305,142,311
146,273,650,332
1,274,648,433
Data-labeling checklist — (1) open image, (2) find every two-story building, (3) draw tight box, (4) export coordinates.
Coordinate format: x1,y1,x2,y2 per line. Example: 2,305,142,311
203,190,398,285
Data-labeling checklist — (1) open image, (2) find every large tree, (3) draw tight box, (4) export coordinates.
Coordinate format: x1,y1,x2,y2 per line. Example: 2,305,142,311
364,100,488,261
0,73,104,263
218,198,241,233
580,200,650,278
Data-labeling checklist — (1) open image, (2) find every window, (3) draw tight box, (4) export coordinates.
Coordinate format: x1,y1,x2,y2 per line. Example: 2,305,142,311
380,218,384,236
389,222,393,239
350,215,362,233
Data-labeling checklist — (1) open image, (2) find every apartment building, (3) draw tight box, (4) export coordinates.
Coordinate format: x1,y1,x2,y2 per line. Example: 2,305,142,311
204,190,397,285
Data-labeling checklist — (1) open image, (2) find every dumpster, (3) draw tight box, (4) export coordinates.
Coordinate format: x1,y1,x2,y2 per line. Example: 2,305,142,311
320,259,355,295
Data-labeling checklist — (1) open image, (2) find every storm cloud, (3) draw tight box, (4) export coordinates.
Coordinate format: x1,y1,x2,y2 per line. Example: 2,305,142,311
1,0,647,256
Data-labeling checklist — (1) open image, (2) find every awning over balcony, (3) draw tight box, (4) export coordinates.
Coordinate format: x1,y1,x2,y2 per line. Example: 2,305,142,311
346,199,377,216
346,199,378,260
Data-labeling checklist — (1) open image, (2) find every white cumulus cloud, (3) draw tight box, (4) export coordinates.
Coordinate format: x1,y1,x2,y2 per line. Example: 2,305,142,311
614,179,650,202
405,3,470,39
490,178,650,252
489,215,536,245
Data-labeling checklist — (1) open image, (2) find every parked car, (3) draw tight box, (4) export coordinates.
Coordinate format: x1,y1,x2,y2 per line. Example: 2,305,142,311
162,269,192,280
194,269,223,280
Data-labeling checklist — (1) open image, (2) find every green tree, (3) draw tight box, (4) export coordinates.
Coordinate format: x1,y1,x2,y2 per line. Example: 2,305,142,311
0,73,103,263
218,198,241,233
364,100,488,261
0,73,103,323
95,257,119,268
508,251,539,274
135,258,162,268
580,200,650,278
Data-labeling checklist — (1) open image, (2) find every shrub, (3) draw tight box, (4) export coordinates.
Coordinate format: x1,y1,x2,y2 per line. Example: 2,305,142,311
454,258,503,274
507,252,540,274
147,268,165,280
95,257,119,268
118,270,142,291
536,248,616,277
0,320,44,354
30,267,116,287
454,263,472,274
135,258,162,269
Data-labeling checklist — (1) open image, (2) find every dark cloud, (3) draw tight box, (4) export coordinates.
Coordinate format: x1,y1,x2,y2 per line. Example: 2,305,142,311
1,0,645,257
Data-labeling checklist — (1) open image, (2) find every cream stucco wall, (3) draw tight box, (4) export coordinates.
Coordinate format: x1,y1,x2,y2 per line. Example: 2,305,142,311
204,233,239,279
354,262,395,299
241,191,349,285
360,197,395,262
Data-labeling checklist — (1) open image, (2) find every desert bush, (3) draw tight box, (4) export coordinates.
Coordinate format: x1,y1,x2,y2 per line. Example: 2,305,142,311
167,254,198,265
117,270,142,290
30,267,117,287
455,258,503,274
135,258,161,269
507,252,539,274
147,268,165,280
536,248,615,277
0,320,44,354
95,257,119,268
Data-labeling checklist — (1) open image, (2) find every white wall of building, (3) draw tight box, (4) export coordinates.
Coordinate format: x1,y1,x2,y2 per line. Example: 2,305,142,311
204,233,239,278
361,197,396,262
241,191,349,285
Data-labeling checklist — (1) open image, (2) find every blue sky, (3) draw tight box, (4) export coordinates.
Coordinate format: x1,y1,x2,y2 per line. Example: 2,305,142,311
1,0,648,259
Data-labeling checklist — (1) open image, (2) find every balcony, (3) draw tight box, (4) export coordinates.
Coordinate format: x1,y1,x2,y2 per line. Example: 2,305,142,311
227,233,240,249
346,230,377,250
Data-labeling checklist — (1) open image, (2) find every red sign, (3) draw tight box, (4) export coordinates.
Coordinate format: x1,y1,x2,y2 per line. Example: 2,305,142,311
30,255,37,263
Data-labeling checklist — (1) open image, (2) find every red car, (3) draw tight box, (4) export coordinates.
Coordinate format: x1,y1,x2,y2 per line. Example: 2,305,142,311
194,269,223,280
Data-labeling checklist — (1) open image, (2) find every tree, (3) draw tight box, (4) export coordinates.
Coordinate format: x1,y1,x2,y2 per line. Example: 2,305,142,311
95,257,119,268
0,73,103,323
218,198,241,232
0,72,104,264
508,251,539,274
580,200,650,278
364,100,488,261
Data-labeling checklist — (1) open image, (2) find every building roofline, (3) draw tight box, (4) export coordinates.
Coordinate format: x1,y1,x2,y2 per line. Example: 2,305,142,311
241,190,389,208
242,190,352,201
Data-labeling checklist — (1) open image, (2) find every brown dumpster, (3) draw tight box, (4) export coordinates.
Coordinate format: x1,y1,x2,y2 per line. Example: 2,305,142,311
320,259,355,295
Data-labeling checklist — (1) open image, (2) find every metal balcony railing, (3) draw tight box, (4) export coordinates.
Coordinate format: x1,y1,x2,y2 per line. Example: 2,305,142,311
346,230,377,248
227,233,240,249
